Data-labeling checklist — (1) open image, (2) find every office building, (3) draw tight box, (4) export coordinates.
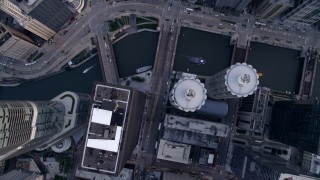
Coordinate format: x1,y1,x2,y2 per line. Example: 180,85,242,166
237,87,270,134
206,63,259,99
19,0,73,32
270,100,320,155
0,23,38,61
0,169,43,180
0,91,90,161
231,147,316,180
80,82,146,176
163,114,229,149
0,0,73,40
169,77,207,112
284,0,320,26
156,139,191,164
257,0,293,19
215,0,252,11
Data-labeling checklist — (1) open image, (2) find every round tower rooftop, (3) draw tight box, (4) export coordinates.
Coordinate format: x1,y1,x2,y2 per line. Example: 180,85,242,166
171,78,207,112
225,63,259,97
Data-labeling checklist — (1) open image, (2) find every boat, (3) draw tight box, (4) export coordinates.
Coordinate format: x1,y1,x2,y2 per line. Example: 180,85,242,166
187,57,206,65
136,65,152,73
83,64,95,74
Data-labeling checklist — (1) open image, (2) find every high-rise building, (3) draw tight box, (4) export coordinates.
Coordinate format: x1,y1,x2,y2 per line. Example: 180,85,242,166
230,147,314,180
0,169,43,180
257,0,293,19
169,77,207,112
270,100,320,155
215,0,252,11
283,0,320,26
0,0,73,40
237,87,270,134
0,22,38,61
205,63,259,99
0,91,90,161
79,82,146,177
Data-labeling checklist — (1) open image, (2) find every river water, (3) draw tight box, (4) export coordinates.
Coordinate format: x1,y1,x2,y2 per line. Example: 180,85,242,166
174,27,233,76
0,56,103,100
113,31,159,78
247,42,303,93
0,28,306,100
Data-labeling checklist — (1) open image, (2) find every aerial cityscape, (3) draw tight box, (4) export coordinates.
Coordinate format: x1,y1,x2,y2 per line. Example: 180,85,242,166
0,0,320,179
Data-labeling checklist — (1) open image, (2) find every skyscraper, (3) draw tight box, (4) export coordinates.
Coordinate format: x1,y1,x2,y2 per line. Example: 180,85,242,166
0,91,90,161
0,0,73,40
270,100,320,155
284,0,320,26
0,100,65,160
230,147,313,180
205,63,259,99
257,0,293,20
215,0,252,11
0,22,39,61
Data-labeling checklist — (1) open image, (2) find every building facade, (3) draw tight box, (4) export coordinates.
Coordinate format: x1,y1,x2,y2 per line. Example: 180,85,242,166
257,0,293,19
0,100,65,160
205,63,259,99
215,0,251,11
284,0,320,26
237,87,270,134
0,91,90,161
270,100,320,155
0,23,38,61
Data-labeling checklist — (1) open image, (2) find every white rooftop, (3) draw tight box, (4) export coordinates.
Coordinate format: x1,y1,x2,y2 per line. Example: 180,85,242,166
170,78,207,112
225,63,259,97
87,126,122,153
164,114,229,137
157,139,191,164
91,108,112,125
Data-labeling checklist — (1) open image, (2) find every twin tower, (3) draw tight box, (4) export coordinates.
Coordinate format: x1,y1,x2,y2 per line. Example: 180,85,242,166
169,63,259,112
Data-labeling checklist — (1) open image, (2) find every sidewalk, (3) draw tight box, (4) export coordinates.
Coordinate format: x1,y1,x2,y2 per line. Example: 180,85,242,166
120,70,152,93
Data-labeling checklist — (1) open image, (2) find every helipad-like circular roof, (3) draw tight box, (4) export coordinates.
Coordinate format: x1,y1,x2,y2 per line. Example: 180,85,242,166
171,78,207,112
225,63,259,97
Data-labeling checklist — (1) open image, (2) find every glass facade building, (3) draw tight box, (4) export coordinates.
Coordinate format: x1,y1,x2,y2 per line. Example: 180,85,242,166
270,100,320,155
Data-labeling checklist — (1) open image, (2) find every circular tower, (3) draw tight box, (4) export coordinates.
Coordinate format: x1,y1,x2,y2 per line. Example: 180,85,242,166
169,77,207,112
206,63,259,99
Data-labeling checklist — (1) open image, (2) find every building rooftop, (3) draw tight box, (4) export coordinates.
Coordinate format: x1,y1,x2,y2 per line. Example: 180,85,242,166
157,139,191,164
164,114,229,137
0,169,43,180
16,158,41,173
225,63,259,97
170,78,207,112
81,84,130,174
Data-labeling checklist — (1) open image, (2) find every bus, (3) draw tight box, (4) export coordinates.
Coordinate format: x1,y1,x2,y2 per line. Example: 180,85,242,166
186,8,194,12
